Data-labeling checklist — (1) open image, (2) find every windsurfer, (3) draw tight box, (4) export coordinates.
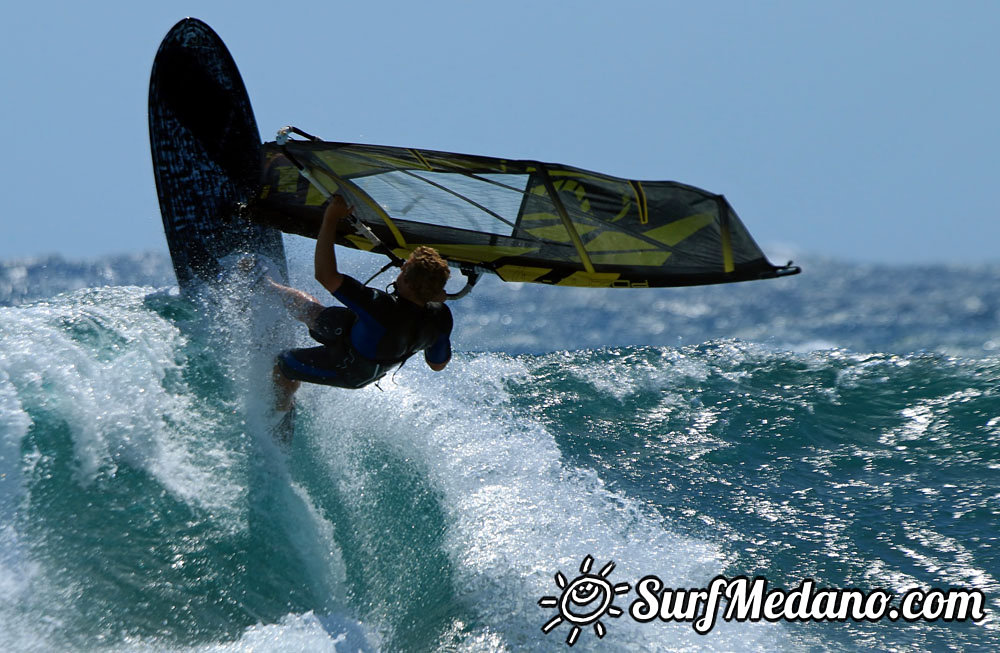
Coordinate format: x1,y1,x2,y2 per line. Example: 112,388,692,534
266,195,453,436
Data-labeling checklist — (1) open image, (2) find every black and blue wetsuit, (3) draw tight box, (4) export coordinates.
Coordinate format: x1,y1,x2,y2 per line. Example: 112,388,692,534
277,275,453,389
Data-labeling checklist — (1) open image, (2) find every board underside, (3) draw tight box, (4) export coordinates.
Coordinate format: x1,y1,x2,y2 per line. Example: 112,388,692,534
149,18,286,291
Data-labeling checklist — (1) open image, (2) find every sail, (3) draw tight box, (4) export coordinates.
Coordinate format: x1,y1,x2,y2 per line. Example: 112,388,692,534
249,137,799,288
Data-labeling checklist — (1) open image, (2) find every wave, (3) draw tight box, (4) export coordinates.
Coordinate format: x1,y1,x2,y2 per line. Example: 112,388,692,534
0,286,790,651
1,278,997,650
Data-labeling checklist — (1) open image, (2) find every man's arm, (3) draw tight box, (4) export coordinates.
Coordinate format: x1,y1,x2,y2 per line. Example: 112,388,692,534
424,316,452,371
314,195,352,295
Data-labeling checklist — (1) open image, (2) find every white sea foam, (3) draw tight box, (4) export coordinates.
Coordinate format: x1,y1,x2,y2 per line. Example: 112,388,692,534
110,611,375,653
0,287,364,651
304,353,788,651
0,367,53,653
0,289,244,515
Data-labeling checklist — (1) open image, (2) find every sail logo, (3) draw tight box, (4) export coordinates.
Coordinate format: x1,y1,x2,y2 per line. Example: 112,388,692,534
537,555,630,647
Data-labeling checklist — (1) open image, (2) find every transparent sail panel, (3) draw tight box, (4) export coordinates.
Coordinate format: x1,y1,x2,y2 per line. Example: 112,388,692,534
353,171,528,236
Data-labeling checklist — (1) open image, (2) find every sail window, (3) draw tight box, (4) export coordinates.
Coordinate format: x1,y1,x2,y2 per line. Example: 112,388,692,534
352,171,528,236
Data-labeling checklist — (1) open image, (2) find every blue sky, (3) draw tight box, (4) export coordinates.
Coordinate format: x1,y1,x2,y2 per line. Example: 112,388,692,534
2,1,998,264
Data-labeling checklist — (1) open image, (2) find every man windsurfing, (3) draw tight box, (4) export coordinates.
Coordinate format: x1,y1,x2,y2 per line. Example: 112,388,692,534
268,195,453,439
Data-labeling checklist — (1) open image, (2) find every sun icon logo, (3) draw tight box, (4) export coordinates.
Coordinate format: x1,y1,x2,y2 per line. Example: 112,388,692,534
538,555,630,646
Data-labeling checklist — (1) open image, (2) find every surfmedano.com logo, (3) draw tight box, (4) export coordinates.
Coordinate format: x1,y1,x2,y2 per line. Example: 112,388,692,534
538,556,988,647
538,556,631,646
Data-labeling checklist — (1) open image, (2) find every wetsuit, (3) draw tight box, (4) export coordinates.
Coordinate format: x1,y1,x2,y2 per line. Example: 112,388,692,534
277,275,452,389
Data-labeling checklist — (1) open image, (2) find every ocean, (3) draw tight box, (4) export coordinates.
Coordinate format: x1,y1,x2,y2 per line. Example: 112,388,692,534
1,242,997,651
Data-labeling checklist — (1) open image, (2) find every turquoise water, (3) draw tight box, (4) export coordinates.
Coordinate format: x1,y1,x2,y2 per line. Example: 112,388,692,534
0,258,998,651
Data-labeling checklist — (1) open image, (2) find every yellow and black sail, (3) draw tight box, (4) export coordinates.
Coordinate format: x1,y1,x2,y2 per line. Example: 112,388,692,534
249,135,799,289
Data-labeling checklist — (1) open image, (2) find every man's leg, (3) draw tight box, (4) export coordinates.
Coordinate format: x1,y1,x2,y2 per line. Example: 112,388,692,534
272,363,300,411
267,279,325,327
266,279,315,414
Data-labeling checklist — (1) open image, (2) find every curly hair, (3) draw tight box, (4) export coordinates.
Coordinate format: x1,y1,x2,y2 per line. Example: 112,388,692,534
400,246,450,303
